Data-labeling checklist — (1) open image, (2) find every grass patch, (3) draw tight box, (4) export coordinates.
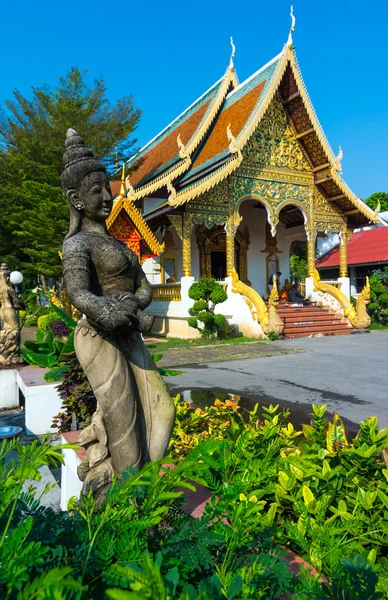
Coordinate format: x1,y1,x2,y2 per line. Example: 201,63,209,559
146,335,262,351
369,322,388,330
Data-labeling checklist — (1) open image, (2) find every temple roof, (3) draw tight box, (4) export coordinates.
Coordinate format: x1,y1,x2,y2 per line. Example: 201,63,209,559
107,168,165,257
117,36,377,228
179,54,282,184
119,63,238,199
316,227,388,269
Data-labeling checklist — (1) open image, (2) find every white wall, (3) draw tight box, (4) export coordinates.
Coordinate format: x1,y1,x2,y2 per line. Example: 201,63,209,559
239,200,306,296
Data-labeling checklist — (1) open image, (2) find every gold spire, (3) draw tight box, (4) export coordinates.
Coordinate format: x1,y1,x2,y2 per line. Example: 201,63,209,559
119,162,126,197
287,6,295,48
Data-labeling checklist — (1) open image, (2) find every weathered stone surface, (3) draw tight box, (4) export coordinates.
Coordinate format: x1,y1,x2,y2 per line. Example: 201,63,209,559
0,263,24,368
61,129,175,502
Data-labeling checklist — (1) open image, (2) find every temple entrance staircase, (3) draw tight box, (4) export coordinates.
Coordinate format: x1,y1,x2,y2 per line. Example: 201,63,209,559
275,302,353,339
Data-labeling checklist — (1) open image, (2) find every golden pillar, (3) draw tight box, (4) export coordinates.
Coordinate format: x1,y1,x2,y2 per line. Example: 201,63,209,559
226,213,242,277
339,229,352,278
182,215,193,277
307,227,317,277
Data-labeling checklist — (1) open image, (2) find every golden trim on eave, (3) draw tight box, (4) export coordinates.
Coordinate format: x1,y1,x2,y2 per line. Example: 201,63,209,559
127,65,238,202
165,44,378,225
168,152,243,207
106,198,165,256
289,50,378,224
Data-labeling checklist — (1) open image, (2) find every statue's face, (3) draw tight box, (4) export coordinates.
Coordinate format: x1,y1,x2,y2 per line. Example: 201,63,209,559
79,172,113,222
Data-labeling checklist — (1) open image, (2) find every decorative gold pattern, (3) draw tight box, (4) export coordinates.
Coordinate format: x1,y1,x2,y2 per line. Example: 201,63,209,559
225,212,243,277
231,268,284,336
182,215,194,277
307,229,317,276
339,229,352,278
243,94,311,172
313,269,371,329
168,215,183,240
151,284,181,302
268,276,284,335
195,224,249,282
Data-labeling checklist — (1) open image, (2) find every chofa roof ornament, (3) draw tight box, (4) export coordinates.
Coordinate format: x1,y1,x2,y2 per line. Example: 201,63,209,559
287,6,296,48
229,36,236,70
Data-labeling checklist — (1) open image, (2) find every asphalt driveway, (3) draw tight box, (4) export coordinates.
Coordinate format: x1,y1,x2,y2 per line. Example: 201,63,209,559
166,331,388,431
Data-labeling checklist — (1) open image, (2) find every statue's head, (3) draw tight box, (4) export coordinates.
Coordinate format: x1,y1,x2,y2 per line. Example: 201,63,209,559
61,129,113,238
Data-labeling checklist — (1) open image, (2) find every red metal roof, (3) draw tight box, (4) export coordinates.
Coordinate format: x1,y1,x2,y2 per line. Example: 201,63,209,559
316,227,388,268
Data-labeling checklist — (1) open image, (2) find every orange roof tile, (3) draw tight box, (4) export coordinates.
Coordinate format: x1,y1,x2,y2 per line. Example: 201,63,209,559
130,98,212,187
192,81,266,169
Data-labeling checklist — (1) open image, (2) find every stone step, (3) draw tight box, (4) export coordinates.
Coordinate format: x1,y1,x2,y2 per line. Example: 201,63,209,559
283,323,351,335
282,314,346,324
286,330,352,339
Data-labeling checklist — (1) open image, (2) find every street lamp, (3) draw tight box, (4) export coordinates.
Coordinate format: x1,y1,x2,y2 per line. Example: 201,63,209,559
10,271,23,294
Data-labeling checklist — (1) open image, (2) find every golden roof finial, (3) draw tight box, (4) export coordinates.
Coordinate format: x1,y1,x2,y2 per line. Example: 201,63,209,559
125,175,135,198
334,146,343,173
287,6,296,48
114,146,119,169
227,123,237,153
119,162,126,197
167,182,177,202
229,36,236,69
177,134,188,159
374,200,381,217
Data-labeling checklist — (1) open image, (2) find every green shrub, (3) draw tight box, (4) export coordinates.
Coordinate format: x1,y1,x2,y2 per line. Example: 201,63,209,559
188,277,230,338
37,312,61,330
368,268,388,325
1,402,386,598
24,314,38,327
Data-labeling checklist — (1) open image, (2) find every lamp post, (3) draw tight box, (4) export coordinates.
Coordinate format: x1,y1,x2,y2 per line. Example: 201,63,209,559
10,271,23,294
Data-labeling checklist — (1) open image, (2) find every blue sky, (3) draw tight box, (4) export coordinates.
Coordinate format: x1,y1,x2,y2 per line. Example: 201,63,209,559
1,0,387,199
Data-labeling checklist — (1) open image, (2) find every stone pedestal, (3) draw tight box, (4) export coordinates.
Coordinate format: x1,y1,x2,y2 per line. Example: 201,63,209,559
0,369,19,410
16,366,64,436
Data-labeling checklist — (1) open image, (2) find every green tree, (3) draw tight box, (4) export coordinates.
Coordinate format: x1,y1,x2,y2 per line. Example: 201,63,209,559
0,67,140,286
364,192,388,213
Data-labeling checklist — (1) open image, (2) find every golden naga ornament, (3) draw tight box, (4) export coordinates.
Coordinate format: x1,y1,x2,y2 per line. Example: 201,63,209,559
231,268,284,336
312,269,371,329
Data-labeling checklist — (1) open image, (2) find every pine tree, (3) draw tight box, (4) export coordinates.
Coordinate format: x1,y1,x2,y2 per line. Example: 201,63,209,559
0,67,141,284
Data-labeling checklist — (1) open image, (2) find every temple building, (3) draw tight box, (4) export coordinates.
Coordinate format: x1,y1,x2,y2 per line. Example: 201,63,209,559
107,168,164,262
112,18,378,338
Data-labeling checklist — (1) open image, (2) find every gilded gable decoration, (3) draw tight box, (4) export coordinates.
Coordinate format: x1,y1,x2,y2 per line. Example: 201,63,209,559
243,95,311,172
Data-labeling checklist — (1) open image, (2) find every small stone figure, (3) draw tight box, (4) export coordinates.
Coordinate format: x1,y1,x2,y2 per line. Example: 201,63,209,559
0,264,24,367
61,129,175,503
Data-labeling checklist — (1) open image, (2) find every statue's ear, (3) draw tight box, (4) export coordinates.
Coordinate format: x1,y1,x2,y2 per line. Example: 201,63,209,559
67,189,84,211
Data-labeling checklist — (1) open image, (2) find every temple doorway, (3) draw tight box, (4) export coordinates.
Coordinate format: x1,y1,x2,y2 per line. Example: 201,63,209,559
196,224,250,283
211,251,227,280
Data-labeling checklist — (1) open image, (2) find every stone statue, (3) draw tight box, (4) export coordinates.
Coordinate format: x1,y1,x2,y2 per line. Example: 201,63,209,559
0,263,24,367
61,129,175,502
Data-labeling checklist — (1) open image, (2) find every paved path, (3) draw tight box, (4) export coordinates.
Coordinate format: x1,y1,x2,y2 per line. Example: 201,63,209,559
166,331,388,431
158,341,297,367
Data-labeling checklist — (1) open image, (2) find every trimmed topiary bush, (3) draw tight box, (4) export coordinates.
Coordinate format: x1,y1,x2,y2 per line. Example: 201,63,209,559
188,277,231,338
